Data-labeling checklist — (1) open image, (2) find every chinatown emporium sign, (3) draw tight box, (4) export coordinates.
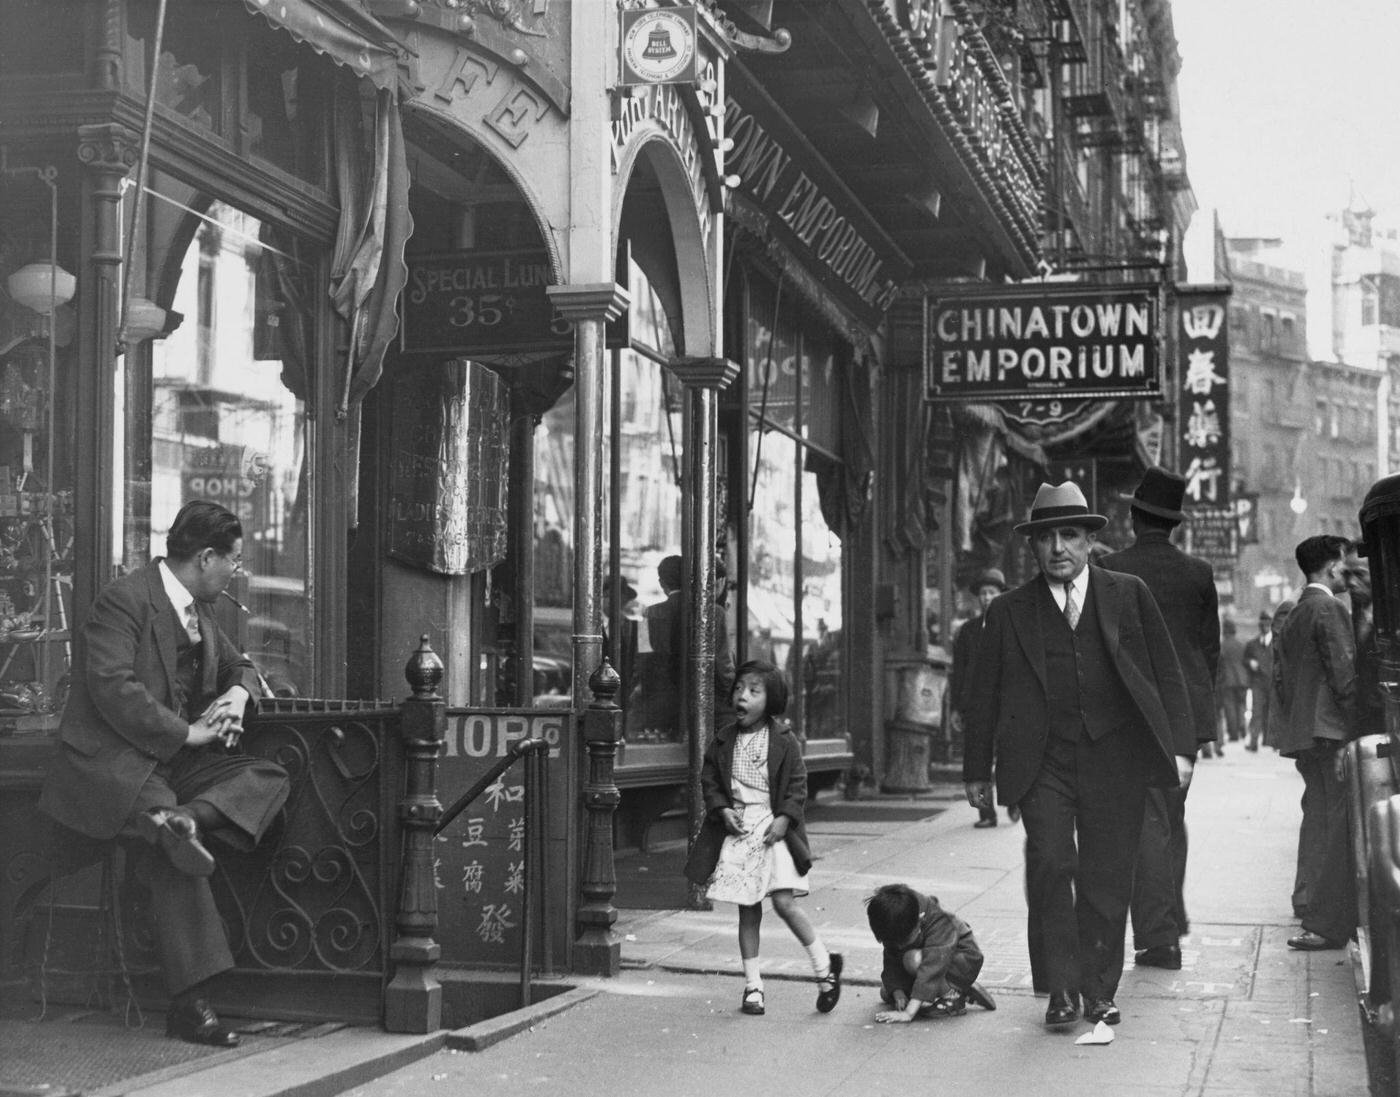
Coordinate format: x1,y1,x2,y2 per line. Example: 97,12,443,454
924,282,1162,402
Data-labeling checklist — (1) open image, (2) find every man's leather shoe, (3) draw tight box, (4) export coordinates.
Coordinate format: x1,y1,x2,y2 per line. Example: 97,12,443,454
1044,990,1080,1028
167,998,240,1047
1086,998,1121,1025
1287,931,1344,951
136,809,215,877
1134,944,1182,970
973,817,997,828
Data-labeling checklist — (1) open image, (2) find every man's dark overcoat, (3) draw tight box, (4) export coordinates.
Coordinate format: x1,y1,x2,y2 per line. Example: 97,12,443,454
962,565,1196,805
1100,531,1220,745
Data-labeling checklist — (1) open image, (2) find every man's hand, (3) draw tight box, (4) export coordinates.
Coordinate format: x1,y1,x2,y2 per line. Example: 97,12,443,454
764,814,790,845
965,781,992,811
1176,755,1195,791
949,709,963,734
721,807,746,836
188,687,251,748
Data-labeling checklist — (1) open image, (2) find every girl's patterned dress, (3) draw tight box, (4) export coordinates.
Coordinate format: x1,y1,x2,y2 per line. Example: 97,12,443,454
705,721,810,904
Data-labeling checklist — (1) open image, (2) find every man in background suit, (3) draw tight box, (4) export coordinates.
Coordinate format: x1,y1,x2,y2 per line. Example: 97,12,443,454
1101,467,1219,973
964,482,1195,1030
39,501,289,1046
948,567,1010,828
1274,534,1356,951
1243,609,1276,751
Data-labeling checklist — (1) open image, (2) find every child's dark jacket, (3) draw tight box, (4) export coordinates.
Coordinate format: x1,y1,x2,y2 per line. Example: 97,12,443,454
683,719,812,885
882,891,984,1002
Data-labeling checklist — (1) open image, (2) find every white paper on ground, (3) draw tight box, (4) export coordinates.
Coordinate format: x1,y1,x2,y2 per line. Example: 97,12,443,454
1075,1021,1115,1045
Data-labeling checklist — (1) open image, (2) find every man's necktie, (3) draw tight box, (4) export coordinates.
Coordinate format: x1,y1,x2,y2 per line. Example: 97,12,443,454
185,604,202,644
1063,582,1080,630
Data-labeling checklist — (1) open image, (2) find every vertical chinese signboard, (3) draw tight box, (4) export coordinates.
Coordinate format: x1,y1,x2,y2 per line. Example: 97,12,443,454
1178,286,1231,507
1177,285,1234,574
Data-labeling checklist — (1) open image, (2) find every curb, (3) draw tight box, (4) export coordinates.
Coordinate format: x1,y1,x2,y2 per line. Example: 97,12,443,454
445,986,600,1052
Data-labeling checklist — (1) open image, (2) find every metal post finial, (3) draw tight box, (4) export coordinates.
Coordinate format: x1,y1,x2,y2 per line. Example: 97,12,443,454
405,634,444,698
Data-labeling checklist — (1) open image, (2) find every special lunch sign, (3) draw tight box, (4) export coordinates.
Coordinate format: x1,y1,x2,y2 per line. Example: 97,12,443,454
924,282,1162,403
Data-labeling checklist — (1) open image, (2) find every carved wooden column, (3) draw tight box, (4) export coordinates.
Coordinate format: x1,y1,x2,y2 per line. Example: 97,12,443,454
544,283,629,707
385,635,446,1033
669,356,740,909
575,659,623,975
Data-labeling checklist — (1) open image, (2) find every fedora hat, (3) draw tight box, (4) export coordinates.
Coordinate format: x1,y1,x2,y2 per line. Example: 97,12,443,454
1014,482,1107,535
1121,466,1187,523
969,567,1008,593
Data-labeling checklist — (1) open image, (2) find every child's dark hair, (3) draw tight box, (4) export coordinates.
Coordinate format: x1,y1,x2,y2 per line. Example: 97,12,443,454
865,883,922,946
733,659,788,716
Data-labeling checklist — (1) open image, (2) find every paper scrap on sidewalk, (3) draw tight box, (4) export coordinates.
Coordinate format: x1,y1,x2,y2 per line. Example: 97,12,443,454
1075,1021,1115,1045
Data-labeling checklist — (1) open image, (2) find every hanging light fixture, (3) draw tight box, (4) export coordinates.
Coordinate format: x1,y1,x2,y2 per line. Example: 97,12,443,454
6,260,75,315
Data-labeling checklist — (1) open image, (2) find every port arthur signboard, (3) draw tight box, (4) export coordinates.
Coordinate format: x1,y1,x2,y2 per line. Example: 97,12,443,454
923,282,1162,403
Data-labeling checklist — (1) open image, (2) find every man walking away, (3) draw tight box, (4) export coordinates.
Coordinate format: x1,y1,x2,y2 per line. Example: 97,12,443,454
1101,467,1219,975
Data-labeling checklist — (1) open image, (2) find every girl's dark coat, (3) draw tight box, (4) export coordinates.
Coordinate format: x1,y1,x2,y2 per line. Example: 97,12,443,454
683,718,813,885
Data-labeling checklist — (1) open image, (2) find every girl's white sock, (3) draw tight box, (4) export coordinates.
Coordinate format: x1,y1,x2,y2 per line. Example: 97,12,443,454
805,940,831,978
742,957,763,988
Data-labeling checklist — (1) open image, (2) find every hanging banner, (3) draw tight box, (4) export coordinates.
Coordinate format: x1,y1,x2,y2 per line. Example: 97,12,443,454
924,282,1162,402
1176,285,1232,508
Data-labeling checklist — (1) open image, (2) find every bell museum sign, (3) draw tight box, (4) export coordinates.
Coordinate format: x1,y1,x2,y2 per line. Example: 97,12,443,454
923,282,1162,403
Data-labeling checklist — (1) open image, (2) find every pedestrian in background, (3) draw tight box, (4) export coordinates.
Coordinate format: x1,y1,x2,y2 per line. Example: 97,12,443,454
1273,535,1356,951
964,482,1195,1030
1216,618,1250,752
948,567,1010,828
1243,609,1275,751
1101,466,1219,975
684,660,842,1016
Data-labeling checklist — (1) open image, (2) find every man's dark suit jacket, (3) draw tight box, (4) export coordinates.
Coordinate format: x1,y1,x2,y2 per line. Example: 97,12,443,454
1272,585,1355,757
1100,532,1220,745
39,561,260,840
962,566,1196,806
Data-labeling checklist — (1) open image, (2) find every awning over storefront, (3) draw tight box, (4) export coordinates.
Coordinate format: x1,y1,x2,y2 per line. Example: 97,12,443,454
239,0,407,91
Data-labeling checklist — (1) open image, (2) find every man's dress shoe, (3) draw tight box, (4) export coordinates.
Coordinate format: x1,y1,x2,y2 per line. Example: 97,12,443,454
973,817,997,828
167,998,240,1047
1086,998,1121,1025
1044,990,1080,1028
136,809,215,877
1287,931,1344,951
1134,944,1182,970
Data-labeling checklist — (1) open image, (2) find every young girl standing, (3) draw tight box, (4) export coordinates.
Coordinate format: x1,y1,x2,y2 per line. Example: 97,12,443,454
684,659,842,1016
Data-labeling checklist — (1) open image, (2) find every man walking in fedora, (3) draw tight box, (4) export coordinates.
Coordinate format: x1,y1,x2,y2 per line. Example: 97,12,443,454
963,482,1195,1030
1101,467,1220,973
949,568,1012,828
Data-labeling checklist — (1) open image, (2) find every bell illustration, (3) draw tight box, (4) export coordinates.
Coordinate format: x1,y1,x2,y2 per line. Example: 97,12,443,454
642,27,677,60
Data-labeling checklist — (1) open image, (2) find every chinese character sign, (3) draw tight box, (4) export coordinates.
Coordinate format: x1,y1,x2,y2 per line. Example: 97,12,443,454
1177,287,1231,508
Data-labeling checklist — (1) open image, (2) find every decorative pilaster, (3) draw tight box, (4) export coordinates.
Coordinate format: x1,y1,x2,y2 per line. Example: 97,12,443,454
575,659,624,975
668,355,740,910
384,635,446,1033
544,283,630,707
74,123,138,617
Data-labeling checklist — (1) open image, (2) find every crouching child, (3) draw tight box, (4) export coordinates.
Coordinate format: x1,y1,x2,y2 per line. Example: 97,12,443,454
865,883,997,1023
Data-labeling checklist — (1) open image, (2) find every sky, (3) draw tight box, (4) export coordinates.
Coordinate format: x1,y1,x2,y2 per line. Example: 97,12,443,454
1171,0,1400,272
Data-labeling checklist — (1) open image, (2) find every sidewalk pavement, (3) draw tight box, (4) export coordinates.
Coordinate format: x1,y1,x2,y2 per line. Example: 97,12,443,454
2,746,1371,1097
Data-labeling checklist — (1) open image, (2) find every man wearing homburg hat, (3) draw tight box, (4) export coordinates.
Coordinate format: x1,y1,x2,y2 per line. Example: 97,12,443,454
963,482,1195,1030
1101,468,1220,974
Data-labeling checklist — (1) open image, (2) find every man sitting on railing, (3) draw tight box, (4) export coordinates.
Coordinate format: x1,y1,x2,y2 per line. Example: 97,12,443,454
38,500,289,1047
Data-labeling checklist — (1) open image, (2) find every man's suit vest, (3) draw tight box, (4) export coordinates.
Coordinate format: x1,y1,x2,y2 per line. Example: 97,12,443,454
1041,582,1136,740
173,626,207,720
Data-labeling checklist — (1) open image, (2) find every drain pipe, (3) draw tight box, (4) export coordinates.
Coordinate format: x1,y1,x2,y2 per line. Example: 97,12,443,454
117,0,167,355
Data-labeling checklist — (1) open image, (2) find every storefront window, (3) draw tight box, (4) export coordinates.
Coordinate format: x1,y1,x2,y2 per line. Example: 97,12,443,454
122,184,314,697
742,272,846,741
